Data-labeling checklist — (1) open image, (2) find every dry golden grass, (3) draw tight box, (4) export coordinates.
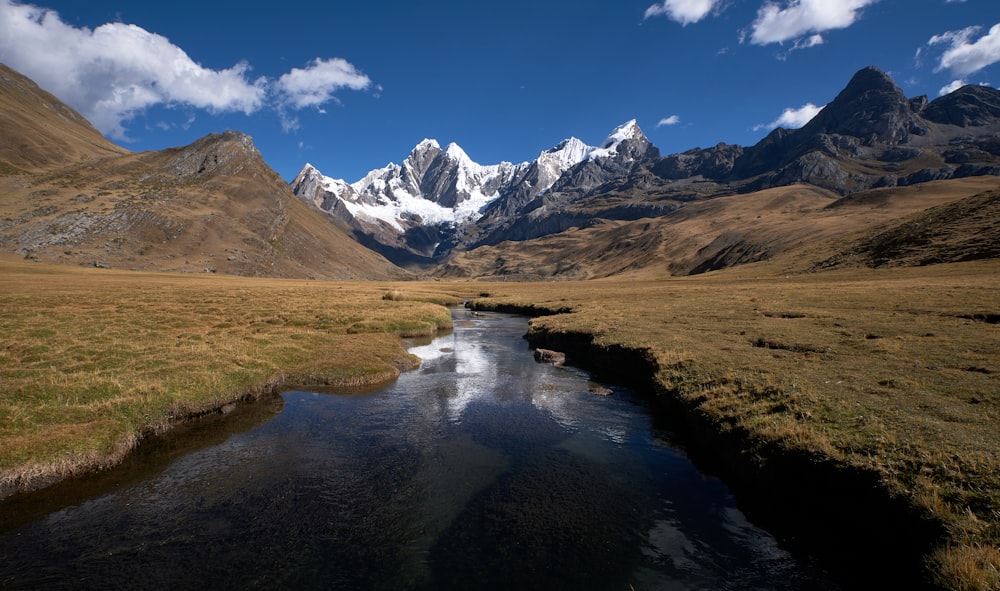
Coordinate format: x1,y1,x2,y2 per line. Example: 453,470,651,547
0,259,457,497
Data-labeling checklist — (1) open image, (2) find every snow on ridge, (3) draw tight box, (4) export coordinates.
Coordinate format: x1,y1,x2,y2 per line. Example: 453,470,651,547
444,142,471,162
603,119,641,147
301,119,644,230
340,181,498,233
541,137,591,168
588,119,643,161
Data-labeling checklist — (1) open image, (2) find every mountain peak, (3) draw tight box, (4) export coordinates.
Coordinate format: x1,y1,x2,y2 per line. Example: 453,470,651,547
843,66,899,95
584,119,656,163
165,130,262,177
799,65,923,144
602,119,644,148
549,137,586,152
444,142,472,163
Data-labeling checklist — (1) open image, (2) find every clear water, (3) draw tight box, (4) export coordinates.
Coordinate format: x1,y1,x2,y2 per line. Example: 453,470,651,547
0,310,838,590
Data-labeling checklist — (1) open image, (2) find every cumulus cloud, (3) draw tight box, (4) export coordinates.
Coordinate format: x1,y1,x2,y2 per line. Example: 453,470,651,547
0,0,371,139
928,23,1000,76
749,0,876,45
275,58,372,109
753,102,824,131
274,58,372,132
656,115,681,127
644,0,723,25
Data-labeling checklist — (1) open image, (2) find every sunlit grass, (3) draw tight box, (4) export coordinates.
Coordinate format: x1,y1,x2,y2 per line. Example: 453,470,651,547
0,260,457,495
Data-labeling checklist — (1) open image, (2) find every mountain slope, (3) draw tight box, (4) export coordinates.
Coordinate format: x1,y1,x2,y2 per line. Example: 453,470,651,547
432,177,1000,280
817,185,1000,269
0,63,127,173
0,64,407,280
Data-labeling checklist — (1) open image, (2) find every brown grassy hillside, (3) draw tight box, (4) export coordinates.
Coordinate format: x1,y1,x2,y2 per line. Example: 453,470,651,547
0,63,126,173
434,177,1000,280
0,64,407,280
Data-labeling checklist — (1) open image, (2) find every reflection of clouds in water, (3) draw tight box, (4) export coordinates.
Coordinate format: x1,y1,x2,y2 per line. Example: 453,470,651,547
448,339,496,422
720,506,790,563
408,324,498,424
600,426,627,444
643,518,700,570
531,379,632,445
406,340,451,365
530,386,580,430
637,504,807,588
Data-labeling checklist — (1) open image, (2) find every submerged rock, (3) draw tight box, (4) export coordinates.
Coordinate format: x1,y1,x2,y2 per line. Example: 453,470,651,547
533,348,566,367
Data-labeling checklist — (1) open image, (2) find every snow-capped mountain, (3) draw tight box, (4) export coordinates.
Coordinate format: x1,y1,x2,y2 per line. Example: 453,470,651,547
291,120,656,264
297,140,523,232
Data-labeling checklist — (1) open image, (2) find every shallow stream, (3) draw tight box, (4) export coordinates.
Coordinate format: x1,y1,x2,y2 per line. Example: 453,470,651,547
0,310,838,590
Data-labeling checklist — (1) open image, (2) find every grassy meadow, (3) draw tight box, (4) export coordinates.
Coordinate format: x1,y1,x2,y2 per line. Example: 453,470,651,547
0,259,457,497
1,257,998,589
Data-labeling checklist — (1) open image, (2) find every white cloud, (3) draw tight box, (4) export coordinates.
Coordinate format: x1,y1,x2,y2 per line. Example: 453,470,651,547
644,0,723,25
753,102,824,131
275,58,371,109
939,79,966,95
656,115,681,127
749,0,877,45
274,58,371,133
929,23,1000,76
0,0,371,139
794,34,825,49
777,33,825,60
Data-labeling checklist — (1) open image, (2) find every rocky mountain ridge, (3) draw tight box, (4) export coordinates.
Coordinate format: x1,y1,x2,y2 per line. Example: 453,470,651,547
291,120,658,265
294,67,1000,269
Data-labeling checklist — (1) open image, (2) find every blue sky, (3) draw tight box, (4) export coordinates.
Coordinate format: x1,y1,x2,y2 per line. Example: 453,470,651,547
1,0,998,182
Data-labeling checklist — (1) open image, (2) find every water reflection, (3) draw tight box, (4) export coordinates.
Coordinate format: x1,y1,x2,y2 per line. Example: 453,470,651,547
0,309,838,590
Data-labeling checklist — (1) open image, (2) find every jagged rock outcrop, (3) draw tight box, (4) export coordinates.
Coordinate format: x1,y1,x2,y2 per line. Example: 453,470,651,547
651,143,744,180
801,66,929,145
548,120,660,195
922,85,1000,127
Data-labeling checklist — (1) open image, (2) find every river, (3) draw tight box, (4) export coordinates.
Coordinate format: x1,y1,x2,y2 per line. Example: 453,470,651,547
0,309,838,590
